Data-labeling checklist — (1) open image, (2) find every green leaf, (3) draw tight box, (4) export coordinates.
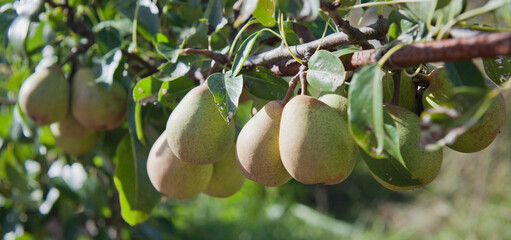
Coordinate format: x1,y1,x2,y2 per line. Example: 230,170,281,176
118,0,159,37
243,66,288,100
331,48,360,58
282,21,301,45
7,16,30,54
133,76,162,105
307,50,345,92
114,98,161,226
445,61,487,88
232,30,264,77
95,26,121,55
155,42,178,62
277,0,319,21
95,49,124,90
156,57,195,82
26,21,47,54
253,0,276,27
207,0,225,34
382,109,406,169
0,7,16,45
207,72,244,123
482,56,511,85
360,150,421,188
158,77,196,109
348,64,385,157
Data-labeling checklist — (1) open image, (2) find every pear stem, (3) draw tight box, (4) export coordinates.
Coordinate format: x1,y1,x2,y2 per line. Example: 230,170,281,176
300,72,308,96
282,65,308,105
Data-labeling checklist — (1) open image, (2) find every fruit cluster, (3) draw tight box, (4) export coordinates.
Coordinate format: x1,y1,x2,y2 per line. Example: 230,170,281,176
148,65,507,197
147,84,244,199
18,66,128,156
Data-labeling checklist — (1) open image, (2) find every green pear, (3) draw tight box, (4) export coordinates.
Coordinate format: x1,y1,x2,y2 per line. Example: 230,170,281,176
422,66,453,109
203,145,245,198
165,84,235,164
236,101,291,187
279,95,358,185
362,105,443,191
51,126,99,156
18,65,69,125
71,68,127,131
147,132,213,200
383,71,418,113
50,114,95,138
422,66,507,153
448,90,506,153
318,93,348,121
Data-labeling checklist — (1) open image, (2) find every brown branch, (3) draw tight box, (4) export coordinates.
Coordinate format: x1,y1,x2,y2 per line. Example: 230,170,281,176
180,48,228,64
270,32,511,76
320,1,374,49
0,99,16,106
244,17,388,69
121,49,159,78
56,0,95,65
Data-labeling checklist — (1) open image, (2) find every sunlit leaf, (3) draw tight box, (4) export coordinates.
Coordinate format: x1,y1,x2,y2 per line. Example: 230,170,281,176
348,64,384,157
253,0,276,27
232,30,265,77
307,50,345,92
114,98,161,226
207,72,244,123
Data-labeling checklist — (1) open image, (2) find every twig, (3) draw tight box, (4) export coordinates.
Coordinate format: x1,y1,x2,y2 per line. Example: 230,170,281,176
320,1,374,49
121,49,159,77
282,65,307,105
55,0,95,66
300,71,308,96
0,99,16,106
180,48,228,64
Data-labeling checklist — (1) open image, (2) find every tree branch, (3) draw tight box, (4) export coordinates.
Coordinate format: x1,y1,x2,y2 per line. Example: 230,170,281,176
320,0,374,49
269,32,511,76
244,17,388,69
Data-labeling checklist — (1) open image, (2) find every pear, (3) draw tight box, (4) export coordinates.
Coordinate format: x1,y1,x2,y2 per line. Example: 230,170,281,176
50,126,99,156
165,84,235,164
383,71,418,113
422,66,507,153
50,114,95,138
71,68,127,131
362,105,443,191
18,65,69,125
279,95,358,185
203,145,245,198
318,93,348,121
422,66,453,109
236,101,291,187
147,132,213,200
448,90,506,153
